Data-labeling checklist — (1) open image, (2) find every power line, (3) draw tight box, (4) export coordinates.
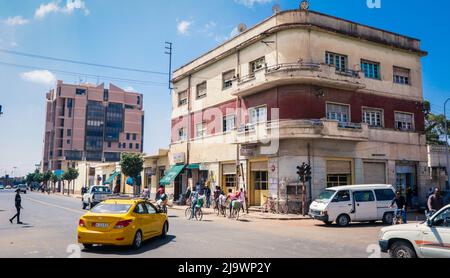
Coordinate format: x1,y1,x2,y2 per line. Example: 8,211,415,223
0,61,168,87
0,48,168,76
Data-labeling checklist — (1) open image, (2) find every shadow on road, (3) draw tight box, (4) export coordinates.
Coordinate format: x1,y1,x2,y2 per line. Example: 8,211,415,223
81,235,176,255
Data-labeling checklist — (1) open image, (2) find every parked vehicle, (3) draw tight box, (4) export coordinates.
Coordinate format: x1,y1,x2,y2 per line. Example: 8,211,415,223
309,184,396,227
82,186,112,210
379,204,450,258
0,185,4,190
78,198,169,250
17,184,27,194
5,185,12,189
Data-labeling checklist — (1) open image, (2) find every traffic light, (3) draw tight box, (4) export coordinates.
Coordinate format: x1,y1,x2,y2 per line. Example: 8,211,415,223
305,164,312,182
297,163,312,183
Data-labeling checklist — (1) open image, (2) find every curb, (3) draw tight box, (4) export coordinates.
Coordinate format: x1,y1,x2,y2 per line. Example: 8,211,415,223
170,206,310,221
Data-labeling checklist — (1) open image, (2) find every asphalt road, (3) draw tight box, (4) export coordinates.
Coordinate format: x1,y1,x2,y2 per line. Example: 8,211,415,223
0,189,389,258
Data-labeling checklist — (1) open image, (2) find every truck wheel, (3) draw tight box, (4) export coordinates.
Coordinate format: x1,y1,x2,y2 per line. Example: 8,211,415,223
336,214,350,227
382,212,394,225
389,241,417,258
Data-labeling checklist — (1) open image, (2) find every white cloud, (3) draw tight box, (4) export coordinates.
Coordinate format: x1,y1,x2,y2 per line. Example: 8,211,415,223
65,0,90,15
35,0,89,20
177,20,192,36
35,2,60,19
3,16,30,26
20,70,56,85
123,86,135,92
234,0,274,8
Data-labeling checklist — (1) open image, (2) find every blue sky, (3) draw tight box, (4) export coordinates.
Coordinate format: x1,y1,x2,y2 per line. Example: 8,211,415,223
0,0,449,177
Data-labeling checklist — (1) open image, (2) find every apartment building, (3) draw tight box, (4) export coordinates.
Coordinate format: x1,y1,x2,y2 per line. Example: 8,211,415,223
167,7,428,207
42,80,144,174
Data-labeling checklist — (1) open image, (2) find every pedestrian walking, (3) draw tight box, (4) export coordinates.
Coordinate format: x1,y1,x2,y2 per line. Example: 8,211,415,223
9,189,23,224
205,185,211,208
238,187,248,214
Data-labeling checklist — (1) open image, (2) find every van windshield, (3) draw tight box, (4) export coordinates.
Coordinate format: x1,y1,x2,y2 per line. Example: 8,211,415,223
316,190,336,202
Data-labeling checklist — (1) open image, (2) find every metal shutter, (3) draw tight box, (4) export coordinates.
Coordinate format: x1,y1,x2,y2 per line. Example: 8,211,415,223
251,161,268,172
222,164,236,175
327,160,352,174
363,162,386,184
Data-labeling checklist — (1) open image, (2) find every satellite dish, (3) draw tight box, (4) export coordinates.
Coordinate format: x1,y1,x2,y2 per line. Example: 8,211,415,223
300,0,310,11
272,4,281,14
238,23,247,33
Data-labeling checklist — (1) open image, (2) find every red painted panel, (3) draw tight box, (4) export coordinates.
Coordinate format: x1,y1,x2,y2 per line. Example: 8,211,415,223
171,85,425,142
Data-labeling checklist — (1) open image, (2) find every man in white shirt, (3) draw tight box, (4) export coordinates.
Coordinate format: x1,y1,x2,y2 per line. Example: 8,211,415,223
238,188,247,214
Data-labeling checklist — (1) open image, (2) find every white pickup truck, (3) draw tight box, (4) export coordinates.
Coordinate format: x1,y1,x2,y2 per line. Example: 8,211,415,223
379,204,450,258
82,185,112,210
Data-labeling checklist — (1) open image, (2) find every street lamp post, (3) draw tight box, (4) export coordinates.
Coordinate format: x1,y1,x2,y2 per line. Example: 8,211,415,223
445,98,450,190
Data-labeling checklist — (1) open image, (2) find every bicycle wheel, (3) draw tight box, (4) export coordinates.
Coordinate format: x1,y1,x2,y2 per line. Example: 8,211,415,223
195,208,203,221
185,207,192,220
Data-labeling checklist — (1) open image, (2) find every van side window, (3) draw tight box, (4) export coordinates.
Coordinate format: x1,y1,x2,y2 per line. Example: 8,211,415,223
354,191,375,202
333,190,351,202
374,189,396,201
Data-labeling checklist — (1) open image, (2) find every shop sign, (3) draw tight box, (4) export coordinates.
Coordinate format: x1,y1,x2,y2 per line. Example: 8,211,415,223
173,153,186,164
240,145,257,157
199,163,209,171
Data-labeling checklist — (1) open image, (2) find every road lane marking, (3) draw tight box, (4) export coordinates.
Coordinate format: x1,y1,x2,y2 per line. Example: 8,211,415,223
24,197,83,214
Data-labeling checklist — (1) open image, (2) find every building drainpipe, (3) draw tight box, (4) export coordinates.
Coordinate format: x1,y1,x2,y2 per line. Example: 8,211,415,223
186,75,192,192
444,98,450,190
307,142,312,204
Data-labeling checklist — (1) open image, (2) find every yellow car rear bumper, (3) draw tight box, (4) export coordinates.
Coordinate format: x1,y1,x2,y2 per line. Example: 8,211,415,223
77,228,135,246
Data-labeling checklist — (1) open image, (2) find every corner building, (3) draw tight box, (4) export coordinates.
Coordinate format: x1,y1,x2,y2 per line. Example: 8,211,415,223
168,9,428,207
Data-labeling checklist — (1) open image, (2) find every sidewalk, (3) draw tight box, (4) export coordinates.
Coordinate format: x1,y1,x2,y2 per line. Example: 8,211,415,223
170,205,310,221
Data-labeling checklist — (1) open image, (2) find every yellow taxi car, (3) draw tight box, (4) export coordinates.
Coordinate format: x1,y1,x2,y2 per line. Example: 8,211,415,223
77,198,169,249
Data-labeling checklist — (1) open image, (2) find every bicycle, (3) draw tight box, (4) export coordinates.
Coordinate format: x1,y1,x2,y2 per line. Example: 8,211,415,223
392,208,405,225
277,201,289,214
230,200,242,220
185,206,203,221
261,195,277,213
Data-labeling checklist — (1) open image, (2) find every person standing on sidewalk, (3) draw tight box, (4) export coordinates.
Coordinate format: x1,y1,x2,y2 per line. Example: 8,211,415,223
428,187,444,213
9,189,23,224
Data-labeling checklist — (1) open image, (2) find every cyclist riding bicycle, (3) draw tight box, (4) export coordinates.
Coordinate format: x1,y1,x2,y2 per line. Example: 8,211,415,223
390,191,407,224
226,189,240,218
157,191,168,209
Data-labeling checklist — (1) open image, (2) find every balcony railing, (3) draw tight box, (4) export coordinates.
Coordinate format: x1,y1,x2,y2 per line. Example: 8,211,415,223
266,62,321,74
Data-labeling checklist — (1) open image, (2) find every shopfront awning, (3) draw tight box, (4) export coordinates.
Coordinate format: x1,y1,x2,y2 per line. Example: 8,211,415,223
160,165,185,186
187,163,200,170
104,171,120,185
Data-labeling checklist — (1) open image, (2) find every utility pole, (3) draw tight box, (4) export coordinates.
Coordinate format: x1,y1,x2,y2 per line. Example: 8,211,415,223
165,42,173,91
444,98,450,190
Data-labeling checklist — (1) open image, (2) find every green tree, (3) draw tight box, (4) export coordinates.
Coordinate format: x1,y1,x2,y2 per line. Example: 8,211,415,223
62,168,79,195
120,153,144,196
424,100,450,145
42,171,52,191
50,172,60,193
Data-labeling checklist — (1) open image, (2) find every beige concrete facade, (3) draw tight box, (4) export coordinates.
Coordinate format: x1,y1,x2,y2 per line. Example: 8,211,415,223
169,9,429,207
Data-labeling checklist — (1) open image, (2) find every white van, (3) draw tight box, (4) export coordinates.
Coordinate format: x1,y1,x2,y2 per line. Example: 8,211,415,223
309,184,396,227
